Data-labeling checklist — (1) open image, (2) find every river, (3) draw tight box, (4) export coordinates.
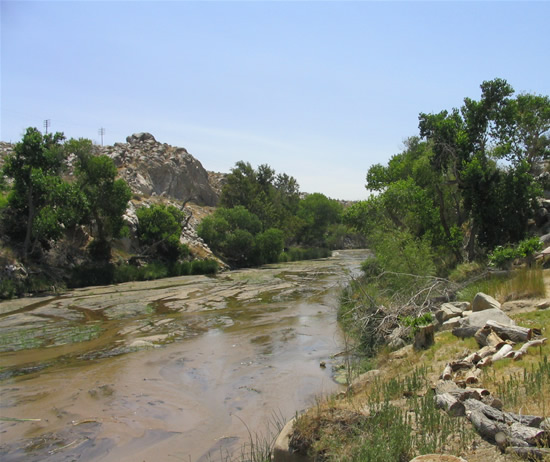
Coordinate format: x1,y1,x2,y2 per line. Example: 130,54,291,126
0,249,369,461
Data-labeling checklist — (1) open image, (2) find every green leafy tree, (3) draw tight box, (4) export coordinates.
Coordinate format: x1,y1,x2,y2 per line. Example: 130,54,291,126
136,204,189,261
296,193,343,246
197,205,262,267
418,78,541,259
74,145,131,258
220,161,300,235
254,228,285,264
2,127,86,259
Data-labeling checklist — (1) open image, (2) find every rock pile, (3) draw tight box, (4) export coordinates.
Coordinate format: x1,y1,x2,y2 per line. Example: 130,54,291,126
100,132,219,207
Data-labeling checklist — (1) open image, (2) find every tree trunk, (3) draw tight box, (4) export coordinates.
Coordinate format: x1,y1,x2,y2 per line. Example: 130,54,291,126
23,186,35,260
435,393,466,416
485,320,532,343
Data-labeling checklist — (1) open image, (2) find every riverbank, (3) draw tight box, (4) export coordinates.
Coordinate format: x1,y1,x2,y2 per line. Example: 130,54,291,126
277,269,550,462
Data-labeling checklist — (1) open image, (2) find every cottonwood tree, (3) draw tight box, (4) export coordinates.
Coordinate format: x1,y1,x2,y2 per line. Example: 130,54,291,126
72,141,132,259
2,128,85,259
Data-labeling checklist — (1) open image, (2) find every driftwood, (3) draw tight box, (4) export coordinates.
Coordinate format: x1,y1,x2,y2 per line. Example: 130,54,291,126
436,318,548,454
507,338,548,361
506,446,550,460
465,367,482,384
441,364,453,380
492,344,514,362
475,326,508,348
434,392,466,416
485,320,531,343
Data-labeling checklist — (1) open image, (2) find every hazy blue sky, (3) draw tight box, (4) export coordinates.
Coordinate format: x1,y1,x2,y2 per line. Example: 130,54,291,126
2,1,549,200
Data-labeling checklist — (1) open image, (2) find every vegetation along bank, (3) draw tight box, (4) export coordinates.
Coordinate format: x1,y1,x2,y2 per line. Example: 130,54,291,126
273,79,550,462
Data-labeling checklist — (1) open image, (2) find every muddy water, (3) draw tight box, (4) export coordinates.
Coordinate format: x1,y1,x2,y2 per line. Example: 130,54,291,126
0,250,369,461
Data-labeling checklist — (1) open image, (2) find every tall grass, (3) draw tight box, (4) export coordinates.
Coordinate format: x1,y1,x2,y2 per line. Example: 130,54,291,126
457,267,545,303
291,366,474,461
483,355,550,416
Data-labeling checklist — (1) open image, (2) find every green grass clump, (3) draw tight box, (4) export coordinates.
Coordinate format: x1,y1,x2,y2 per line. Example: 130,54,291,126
291,365,474,461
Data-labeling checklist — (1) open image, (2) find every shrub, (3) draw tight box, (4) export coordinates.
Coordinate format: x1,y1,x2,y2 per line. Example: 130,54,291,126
136,204,188,262
191,259,218,275
488,236,543,269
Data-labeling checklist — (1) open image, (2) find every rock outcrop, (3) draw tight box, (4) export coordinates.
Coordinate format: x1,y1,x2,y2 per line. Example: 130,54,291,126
100,133,219,206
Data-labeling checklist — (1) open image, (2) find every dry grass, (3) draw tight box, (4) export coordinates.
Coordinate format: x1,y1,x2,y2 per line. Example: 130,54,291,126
290,302,550,462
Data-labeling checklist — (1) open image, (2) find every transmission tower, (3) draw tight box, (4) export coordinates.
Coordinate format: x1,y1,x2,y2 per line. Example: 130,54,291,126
98,127,105,146
43,119,51,134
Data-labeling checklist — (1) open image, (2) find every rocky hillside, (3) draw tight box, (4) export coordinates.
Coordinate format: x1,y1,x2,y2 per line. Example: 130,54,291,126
0,133,228,265
98,132,221,206
1,134,225,207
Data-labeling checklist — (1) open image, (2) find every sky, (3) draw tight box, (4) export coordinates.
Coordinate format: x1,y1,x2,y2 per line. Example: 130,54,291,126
1,1,549,201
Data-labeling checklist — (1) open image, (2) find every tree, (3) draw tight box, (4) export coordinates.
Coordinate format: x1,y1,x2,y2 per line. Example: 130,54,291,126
197,205,262,267
2,127,86,259
418,78,541,259
74,145,131,258
136,204,189,261
296,193,342,246
220,161,300,234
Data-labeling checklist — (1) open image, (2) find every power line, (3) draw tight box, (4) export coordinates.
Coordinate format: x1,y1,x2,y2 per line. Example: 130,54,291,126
43,119,51,134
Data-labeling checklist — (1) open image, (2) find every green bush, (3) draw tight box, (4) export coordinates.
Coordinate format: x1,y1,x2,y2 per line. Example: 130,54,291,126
401,313,433,335
191,259,218,275
0,279,17,299
488,237,543,269
136,204,188,262
68,263,115,288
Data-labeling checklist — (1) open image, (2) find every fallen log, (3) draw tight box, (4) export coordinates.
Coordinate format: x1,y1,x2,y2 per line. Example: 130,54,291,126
478,345,497,359
485,320,531,343
508,422,549,446
441,364,453,381
492,344,514,362
465,367,482,385
449,360,474,372
508,338,547,361
464,398,503,422
435,392,466,416
466,408,504,442
435,381,486,401
464,398,543,427
506,447,550,461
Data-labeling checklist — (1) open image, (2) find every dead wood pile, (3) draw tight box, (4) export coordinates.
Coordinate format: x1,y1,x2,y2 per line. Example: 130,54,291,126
435,320,549,460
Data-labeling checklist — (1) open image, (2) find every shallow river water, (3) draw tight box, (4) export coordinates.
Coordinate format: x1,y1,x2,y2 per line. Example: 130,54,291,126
0,250,369,461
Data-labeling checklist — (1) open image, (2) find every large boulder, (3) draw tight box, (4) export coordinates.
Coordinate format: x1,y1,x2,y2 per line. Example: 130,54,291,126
272,418,311,462
472,292,501,312
462,308,515,329
435,302,468,324
102,134,219,206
